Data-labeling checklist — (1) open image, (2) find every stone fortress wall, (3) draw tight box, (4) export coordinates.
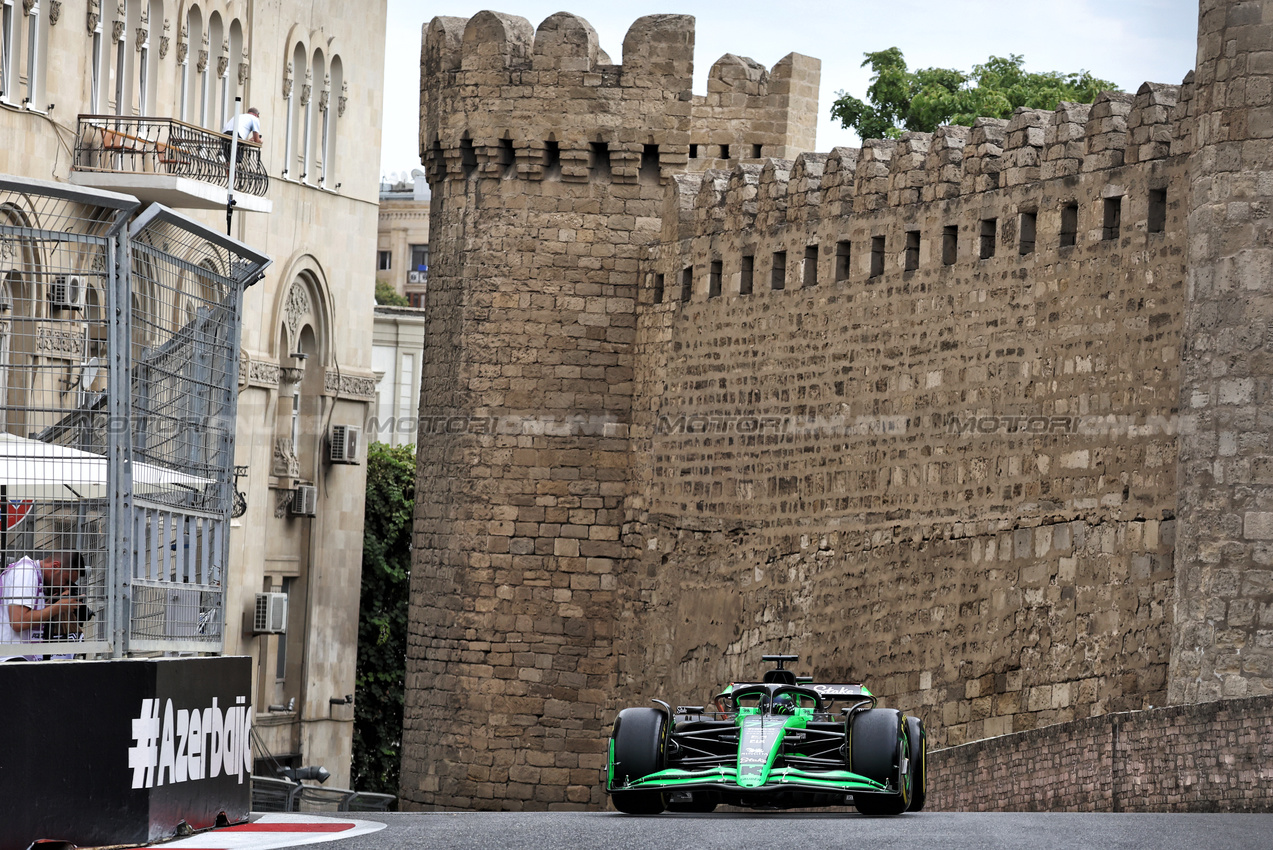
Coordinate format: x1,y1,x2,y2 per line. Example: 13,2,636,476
404,0,1273,811
402,11,819,810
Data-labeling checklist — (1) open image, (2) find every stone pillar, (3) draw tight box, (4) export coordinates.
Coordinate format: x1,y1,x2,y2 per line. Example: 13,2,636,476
1171,0,1273,702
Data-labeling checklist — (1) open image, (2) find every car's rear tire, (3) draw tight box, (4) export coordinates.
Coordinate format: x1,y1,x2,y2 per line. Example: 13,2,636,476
848,708,909,816
610,707,667,815
905,715,927,812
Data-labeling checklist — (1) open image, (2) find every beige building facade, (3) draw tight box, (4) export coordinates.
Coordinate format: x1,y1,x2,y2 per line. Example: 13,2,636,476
0,0,387,788
377,172,429,307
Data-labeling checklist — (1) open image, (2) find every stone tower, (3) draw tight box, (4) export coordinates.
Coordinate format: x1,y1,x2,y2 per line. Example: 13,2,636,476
1170,0,1273,702
400,11,819,810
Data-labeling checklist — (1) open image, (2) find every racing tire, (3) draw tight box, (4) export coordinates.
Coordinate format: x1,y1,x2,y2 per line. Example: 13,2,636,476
848,708,909,817
905,715,927,812
610,707,668,815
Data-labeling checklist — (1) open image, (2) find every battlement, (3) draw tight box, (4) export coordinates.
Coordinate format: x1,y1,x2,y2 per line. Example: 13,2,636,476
664,78,1192,242
420,11,820,186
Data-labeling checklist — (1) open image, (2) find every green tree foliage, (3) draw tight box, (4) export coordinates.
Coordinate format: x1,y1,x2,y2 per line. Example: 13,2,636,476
831,48,1115,140
351,442,416,797
375,277,409,307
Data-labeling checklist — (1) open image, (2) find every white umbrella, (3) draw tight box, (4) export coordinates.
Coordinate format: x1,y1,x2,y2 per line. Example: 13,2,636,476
0,431,215,500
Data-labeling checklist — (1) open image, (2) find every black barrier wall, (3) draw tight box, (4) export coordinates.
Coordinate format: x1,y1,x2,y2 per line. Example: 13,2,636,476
0,656,252,849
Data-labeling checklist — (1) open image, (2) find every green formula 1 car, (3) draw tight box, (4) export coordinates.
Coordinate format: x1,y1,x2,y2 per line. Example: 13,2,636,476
605,655,927,815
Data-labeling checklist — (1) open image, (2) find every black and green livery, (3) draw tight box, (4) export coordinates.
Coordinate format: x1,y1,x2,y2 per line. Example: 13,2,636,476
605,655,927,816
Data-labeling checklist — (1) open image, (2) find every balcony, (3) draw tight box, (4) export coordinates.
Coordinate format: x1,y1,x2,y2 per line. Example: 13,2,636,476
69,115,273,213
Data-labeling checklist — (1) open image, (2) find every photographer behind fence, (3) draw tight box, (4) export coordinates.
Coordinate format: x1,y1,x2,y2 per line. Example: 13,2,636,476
0,552,84,661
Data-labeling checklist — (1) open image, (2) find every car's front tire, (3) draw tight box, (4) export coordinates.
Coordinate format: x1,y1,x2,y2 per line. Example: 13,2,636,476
905,715,927,812
848,708,909,816
609,707,667,815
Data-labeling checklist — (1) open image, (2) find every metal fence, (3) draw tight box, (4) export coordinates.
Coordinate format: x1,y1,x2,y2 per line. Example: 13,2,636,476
0,175,268,659
73,116,270,198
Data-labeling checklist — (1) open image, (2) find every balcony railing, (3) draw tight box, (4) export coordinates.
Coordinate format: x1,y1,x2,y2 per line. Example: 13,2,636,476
73,115,269,198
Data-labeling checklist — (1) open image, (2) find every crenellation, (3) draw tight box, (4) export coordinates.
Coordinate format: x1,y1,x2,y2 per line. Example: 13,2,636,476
788,153,828,225
706,53,768,97
1002,108,1050,187
962,117,1008,194
531,12,601,72
921,125,969,201
460,11,534,72
1126,82,1181,164
1083,90,1136,171
1170,70,1197,157
1042,101,1092,179
756,158,794,231
822,146,861,211
854,139,896,212
888,131,933,206
619,15,695,88
724,163,763,231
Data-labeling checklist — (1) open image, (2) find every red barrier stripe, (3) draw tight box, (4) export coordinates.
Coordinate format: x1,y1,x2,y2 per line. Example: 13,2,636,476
221,823,355,833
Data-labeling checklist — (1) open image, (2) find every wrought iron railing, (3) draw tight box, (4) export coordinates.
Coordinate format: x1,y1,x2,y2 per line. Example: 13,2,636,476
73,115,270,197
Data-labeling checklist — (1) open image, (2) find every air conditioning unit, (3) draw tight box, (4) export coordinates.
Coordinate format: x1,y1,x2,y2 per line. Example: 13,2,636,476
253,592,288,634
290,483,318,517
408,271,423,284
50,274,85,310
329,424,361,464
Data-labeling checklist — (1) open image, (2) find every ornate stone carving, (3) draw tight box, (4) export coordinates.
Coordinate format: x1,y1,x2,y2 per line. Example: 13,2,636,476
283,60,293,99
86,0,99,32
22,0,35,15
217,53,229,79
0,237,15,262
249,359,281,387
272,438,300,480
272,487,294,518
136,28,147,50
284,281,311,341
238,350,250,390
338,81,348,117
112,19,125,43
300,69,312,107
48,0,60,26
37,325,87,359
139,3,148,24
112,0,125,41
176,37,187,65
324,369,377,400
278,365,306,387
196,48,208,74
318,87,329,113
238,58,250,86
159,18,170,59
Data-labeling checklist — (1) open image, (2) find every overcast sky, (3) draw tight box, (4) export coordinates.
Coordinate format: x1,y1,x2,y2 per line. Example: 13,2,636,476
379,0,1199,180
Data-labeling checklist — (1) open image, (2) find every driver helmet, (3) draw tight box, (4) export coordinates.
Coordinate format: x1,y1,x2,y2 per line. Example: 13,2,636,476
771,693,796,715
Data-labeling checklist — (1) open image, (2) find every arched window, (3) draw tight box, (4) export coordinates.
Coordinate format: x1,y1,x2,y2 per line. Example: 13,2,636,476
182,6,203,123
323,55,343,189
111,0,129,115
139,1,163,115
227,19,243,121
90,5,105,112
204,11,223,128
284,41,306,180
304,48,324,184
2,0,49,109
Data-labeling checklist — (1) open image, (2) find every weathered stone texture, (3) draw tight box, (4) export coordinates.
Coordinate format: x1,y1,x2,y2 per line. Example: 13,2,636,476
629,124,1187,747
1171,0,1273,703
929,695,1273,811
403,10,819,811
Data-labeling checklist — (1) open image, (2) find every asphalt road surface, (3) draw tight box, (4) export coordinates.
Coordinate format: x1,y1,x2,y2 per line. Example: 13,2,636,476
326,811,1273,850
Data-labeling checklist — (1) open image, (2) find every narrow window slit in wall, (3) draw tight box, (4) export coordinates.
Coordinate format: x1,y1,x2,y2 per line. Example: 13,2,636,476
904,230,920,271
1019,211,1037,255
942,225,958,265
771,251,786,291
653,273,665,304
980,218,997,260
835,240,851,281
869,236,884,277
1060,203,1078,248
681,267,692,302
1103,196,1122,241
1148,189,1167,234
709,260,722,299
803,246,818,287
740,254,754,295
